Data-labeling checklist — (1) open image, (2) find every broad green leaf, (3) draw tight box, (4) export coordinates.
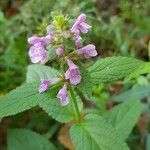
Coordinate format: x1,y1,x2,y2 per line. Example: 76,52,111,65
26,64,60,82
77,63,94,98
39,91,83,123
70,114,129,150
89,56,144,83
8,129,57,150
0,82,77,122
146,134,150,150
111,85,150,102
103,100,142,140
0,82,41,118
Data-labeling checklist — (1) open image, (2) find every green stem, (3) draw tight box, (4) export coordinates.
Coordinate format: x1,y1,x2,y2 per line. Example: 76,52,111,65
69,85,81,123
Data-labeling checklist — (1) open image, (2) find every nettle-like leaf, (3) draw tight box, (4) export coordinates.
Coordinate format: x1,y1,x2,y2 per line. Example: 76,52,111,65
7,129,57,150
0,81,79,123
89,56,144,83
103,100,142,140
111,85,150,102
0,82,41,118
26,64,60,82
70,114,129,150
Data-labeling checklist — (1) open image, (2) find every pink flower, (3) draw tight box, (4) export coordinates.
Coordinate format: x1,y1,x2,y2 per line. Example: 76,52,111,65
28,36,49,46
77,44,98,58
28,45,48,64
56,47,64,56
65,59,81,85
57,84,69,106
75,36,82,48
38,79,51,93
71,13,91,35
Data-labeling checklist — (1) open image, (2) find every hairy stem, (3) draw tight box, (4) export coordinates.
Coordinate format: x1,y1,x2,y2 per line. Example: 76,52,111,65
69,85,81,123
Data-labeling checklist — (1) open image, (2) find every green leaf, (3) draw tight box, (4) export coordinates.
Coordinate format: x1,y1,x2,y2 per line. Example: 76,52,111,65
39,91,83,123
111,85,150,102
128,62,150,79
89,56,144,83
103,100,142,140
0,81,78,122
70,114,129,150
77,63,94,98
26,64,60,82
0,82,41,118
8,129,57,150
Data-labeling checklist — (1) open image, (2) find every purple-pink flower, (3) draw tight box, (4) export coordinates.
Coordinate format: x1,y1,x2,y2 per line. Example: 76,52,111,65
65,59,81,85
57,84,69,106
56,47,64,56
77,44,98,58
28,36,49,46
71,13,91,35
28,45,48,64
38,79,51,93
75,36,82,48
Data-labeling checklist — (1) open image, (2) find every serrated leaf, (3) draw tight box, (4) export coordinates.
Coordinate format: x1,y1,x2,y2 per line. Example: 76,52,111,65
39,91,83,123
111,85,150,102
26,64,60,82
0,82,41,118
103,100,142,140
0,82,78,122
70,114,129,150
7,129,57,150
77,63,93,98
89,56,143,83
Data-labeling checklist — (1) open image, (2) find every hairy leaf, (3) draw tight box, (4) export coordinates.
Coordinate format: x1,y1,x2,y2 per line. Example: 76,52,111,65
8,129,57,150
89,56,143,83
103,100,142,140
70,114,129,150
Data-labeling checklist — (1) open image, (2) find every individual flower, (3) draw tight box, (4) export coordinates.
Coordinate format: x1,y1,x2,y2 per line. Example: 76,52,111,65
75,36,82,48
65,59,81,85
38,79,51,93
77,44,98,58
28,36,49,46
56,47,64,56
28,44,48,64
57,84,69,106
71,13,91,35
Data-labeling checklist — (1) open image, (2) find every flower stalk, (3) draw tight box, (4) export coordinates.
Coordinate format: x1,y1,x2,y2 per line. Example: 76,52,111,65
69,85,81,123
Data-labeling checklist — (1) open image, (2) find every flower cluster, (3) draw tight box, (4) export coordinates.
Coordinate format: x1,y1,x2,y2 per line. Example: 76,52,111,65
28,13,98,106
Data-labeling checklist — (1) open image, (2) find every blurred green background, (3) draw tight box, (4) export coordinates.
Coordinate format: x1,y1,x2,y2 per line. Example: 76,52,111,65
0,0,150,149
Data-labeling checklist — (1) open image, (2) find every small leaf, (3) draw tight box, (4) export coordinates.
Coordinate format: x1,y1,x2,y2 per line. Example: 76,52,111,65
103,100,142,140
7,129,57,150
89,56,143,83
26,64,60,82
70,114,129,150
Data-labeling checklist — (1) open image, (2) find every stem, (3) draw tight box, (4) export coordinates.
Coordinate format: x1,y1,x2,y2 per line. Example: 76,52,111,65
69,85,81,123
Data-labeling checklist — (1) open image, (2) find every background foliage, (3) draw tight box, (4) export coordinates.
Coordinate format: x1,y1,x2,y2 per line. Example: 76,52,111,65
0,0,150,149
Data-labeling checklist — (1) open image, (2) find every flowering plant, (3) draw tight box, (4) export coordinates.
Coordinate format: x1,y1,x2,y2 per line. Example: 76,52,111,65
0,13,148,150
